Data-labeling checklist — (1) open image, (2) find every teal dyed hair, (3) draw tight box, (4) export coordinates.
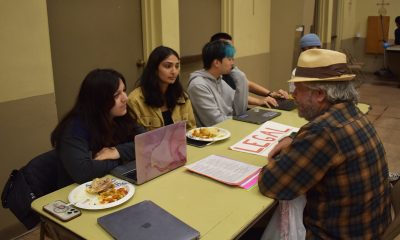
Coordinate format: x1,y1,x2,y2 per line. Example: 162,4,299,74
202,40,236,69
224,44,235,58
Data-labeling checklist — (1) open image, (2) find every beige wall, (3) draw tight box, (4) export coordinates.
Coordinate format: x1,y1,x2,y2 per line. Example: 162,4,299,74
341,0,358,39
0,95,57,238
341,0,399,41
47,0,144,119
229,0,271,90
303,0,316,34
269,0,309,91
235,53,271,94
354,0,399,42
160,0,180,53
0,0,57,237
340,0,400,72
179,0,220,57
0,1,54,102
142,0,180,58
232,0,270,58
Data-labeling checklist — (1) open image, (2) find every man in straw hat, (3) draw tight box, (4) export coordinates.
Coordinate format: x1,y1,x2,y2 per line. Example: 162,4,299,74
258,49,391,239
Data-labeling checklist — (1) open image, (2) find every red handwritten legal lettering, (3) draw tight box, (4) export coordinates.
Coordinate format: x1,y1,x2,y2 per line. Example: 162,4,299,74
232,146,264,153
260,127,290,138
253,135,276,142
243,139,271,148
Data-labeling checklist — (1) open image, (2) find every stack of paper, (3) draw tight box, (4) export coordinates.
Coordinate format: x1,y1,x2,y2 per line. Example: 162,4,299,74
185,155,261,189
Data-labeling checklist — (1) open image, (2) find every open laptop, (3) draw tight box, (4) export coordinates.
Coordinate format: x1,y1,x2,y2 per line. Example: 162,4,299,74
98,200,200,240
233,108,281,124
111,121,187,185
271,98,297,111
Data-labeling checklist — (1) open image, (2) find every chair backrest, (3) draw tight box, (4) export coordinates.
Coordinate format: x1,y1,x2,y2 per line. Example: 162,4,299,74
1,150,59,229
341,48,365,66
22,150,59,196
382,181,400,240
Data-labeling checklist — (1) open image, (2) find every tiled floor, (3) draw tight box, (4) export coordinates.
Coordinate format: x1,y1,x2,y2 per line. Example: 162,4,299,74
358,74,400,173
13,73,400,240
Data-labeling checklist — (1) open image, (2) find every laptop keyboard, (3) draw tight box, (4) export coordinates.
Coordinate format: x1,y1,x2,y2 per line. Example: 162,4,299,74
123,169,137,181
271,98,296,111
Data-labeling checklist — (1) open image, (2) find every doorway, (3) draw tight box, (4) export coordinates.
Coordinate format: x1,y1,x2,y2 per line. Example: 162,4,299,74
47,0,144,118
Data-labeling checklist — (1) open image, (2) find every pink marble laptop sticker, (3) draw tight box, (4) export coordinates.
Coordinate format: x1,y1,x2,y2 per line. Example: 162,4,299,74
135,121,187,183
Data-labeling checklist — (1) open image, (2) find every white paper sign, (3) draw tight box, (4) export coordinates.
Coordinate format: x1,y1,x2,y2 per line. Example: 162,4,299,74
230,121,299,157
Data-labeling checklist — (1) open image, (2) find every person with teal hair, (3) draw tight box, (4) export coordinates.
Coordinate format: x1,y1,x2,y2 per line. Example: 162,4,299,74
187,40,247,127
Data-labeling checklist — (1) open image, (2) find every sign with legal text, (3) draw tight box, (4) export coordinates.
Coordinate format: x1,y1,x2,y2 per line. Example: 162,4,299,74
230,121,299,157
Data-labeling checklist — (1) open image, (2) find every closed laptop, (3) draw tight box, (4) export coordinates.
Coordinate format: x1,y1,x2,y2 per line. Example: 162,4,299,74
98,200,200,240
233,108,281,124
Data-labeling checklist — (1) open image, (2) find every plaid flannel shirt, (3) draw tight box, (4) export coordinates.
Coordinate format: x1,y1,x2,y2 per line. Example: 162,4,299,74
258,102,391,239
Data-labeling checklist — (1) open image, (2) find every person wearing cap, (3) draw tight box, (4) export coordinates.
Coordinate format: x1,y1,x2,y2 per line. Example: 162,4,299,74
299,33,322,51
210,32,289,108
289,33,322,93
258,49,391,239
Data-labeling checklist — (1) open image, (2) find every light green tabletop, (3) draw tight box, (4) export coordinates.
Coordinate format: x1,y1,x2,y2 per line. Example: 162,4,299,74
31,103,370,239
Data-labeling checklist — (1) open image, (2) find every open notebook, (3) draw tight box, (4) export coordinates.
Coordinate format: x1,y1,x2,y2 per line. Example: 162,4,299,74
111,121,187,185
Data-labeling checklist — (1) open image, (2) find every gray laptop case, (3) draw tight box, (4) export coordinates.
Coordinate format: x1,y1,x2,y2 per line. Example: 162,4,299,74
98,200,200,240
233,108,281,124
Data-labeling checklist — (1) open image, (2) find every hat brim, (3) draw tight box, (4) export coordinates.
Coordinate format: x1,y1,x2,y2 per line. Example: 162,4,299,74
288,74,356,83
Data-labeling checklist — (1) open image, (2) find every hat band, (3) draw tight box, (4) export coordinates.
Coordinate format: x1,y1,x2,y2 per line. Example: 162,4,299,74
296,63,350,78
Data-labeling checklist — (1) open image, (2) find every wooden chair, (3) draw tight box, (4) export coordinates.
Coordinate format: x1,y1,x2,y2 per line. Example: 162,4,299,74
382,181,400,240
341,48,366,84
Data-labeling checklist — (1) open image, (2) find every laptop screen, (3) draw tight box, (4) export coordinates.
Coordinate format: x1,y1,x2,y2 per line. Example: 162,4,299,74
135,121,187,184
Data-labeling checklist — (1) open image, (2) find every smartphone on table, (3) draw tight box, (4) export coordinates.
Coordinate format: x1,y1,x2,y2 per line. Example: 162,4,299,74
186,137,214,148
43,200,81,222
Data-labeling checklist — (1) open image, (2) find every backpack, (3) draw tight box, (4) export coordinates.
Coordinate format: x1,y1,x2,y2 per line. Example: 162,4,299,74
1,150,59,229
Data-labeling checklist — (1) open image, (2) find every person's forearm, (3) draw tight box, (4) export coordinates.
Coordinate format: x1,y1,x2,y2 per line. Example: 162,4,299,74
248,81,271,96
59,136,119,183
248,96,264,106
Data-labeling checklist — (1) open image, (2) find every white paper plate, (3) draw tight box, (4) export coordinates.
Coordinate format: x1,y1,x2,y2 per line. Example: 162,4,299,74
68,178,134,210
186,127,231,142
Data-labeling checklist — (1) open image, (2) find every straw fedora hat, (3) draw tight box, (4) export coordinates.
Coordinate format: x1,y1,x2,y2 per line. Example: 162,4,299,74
289,49,356,83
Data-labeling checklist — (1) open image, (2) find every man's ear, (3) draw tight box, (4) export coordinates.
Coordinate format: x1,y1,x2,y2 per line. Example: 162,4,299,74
315,89,327,103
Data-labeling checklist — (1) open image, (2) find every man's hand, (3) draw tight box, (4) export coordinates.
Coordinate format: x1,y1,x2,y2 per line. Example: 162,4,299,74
263,96,279,107
268,136,293,160
94,147,120,161
270,89,290,99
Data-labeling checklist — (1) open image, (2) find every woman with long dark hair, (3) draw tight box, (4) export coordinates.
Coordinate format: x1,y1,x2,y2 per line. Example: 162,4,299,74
51,69,145,185
128,46,196,130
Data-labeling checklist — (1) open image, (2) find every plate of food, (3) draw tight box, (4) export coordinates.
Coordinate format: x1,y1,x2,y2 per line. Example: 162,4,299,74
68,177,134,210
186,127,231,142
